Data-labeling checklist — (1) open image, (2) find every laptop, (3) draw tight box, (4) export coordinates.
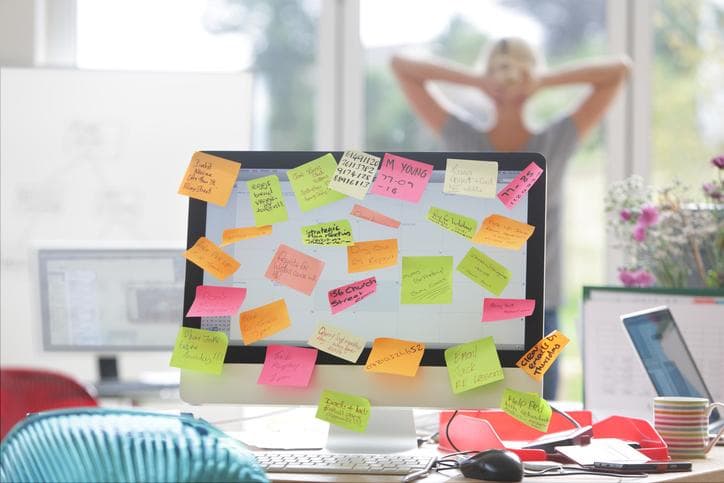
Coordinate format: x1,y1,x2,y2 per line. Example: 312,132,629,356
621,306,724,439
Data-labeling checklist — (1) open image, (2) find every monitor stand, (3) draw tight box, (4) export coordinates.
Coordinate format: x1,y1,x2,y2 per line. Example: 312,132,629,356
325,408,418,454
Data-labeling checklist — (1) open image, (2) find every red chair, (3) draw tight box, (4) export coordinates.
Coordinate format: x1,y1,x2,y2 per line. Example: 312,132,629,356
0,368,98,440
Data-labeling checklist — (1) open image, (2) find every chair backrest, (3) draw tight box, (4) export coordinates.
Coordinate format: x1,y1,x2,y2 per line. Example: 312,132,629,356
0,368,98,440
0,407,268,483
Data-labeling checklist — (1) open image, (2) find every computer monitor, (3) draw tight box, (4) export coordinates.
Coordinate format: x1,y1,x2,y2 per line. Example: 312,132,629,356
180,151,545,451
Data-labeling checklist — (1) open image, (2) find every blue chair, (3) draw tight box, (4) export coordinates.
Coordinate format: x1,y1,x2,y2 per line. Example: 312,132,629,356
0,407,268,483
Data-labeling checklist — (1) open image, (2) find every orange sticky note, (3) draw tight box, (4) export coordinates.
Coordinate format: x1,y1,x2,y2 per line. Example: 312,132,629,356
350,204,401,228
516,330,570,381
473,215,535,250
184,237,240,281
364,338,425,377
220,225,272,246
178,152,241,207
347,239,398,273
238,299,291,345
265,244,325,295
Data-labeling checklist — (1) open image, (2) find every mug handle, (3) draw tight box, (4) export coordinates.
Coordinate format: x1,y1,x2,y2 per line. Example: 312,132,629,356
704,402,724,454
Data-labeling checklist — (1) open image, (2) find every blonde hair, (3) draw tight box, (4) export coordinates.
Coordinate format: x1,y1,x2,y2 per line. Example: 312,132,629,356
479,37,540,76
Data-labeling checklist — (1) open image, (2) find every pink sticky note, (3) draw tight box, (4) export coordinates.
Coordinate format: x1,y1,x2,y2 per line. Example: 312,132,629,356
186,285,248,317
350,204,401,228
257,345,318,387
328,276,377,314
496,162,543,209
482,298,536,322
370,153,434,203
265,244,325,295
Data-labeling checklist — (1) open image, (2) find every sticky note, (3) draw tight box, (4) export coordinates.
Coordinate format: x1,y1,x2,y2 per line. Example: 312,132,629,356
302,220,354,246
178,152,241,207
497,161,543,209
247,175,288,226
364,338,425,377
288,154,346,212
316,389,371,432
401,256,453,304
473,215,535,250
186,286,248,317
347,239,398,273
457,247,511,296
307,322,366,363
426,207,477,239
444,158,498,198
169,327,228,375
257,345,318,387
328,150,381,199
516,330,570,381
350,204,400,228
184,237,240,281
328,277,377,314
482,298,536,322
265,244,325,295
444,336,504,394
501,388,552,432
220,225,272,246
370,153,433,203
238,299,291,345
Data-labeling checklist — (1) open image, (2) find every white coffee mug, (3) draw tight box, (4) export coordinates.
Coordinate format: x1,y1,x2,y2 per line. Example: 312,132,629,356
653,396,724,459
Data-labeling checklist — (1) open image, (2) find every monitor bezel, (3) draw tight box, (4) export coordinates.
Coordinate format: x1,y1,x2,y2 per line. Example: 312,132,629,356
183,151,546,367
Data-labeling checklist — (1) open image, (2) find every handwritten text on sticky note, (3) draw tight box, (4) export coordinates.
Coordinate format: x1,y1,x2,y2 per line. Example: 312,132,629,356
370,153,433,203
347,239,398,273
288,154,346,212
401,256,453,304
444,336,504,394
350,204,400,228
247,175,288,226
329,151,381,199
184,237,240,281
497,162,543,209
221,225,272,246
257,345,318,387
302,220,354,246
238,299,291,345
186,286,247,317
473,215,535,250
169,327,228,375
427,206,477,239
444,159,498,198
316,389,371,432
501,388,552,432
457,247,511,296
265,244,325,295
482,298,536,322
365,338,425,377
328,277,377,314
178,152,241,207
516,330,570,381
307,323,366,363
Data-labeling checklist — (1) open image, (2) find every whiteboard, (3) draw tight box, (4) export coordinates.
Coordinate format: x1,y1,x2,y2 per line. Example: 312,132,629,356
582,286,724,420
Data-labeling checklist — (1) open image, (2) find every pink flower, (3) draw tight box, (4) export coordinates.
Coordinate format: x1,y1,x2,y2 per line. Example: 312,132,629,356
619,269,637,286
633,269,656,287
712,155,724,169
639,204,659,227
633,223,647,242
703,182,722,201
619,209,632,221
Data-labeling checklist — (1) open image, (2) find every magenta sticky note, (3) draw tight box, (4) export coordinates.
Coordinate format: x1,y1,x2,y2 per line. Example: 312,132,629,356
482,298,536,322
496,162,543,209
328,276,377,315
186,285,248,317
257,345,318,387
370,153,434,203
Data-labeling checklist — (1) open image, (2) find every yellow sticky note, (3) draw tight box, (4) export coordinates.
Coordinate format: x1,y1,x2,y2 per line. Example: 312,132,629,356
169,327,228,375
516,330,570,382
427,206,477,239
178,152,241,207
220,225,272,246
457,247,511,296
444,159,498,198
316,389,371,432
238,299,291,345
501,388,552,432
473,214,535,250
444,337,504,394
184,237,240,281
347,239,398,273
307,322,366,363
364,338,425,377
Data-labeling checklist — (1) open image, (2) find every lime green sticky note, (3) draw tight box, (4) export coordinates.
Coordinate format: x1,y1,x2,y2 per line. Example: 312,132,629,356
401,256,453,304
169,327,228,375
457,247,511,296
444,337,504,394
315,389,371,432
289,154,346,212
426,206,477,239
501,388,552,432
302,219,354,246
247,175,288,226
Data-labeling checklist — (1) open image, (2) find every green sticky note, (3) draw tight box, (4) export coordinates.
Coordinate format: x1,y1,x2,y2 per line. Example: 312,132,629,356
247,175,288,226
316,389,371,432
169,327,228,375
426,206,477,239
457,247,511,296
401,256,453,304
289,154,346,212
302,219,354,246
501,388,552,432
444,337,504,394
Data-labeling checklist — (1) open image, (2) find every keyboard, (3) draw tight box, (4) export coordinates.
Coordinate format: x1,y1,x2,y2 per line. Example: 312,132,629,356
253,451,436,475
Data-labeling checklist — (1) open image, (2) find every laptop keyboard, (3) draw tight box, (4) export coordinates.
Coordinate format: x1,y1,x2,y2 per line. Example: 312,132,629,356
253,451,435,475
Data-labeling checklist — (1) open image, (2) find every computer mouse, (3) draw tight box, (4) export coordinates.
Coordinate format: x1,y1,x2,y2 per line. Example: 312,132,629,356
459,449,523,482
